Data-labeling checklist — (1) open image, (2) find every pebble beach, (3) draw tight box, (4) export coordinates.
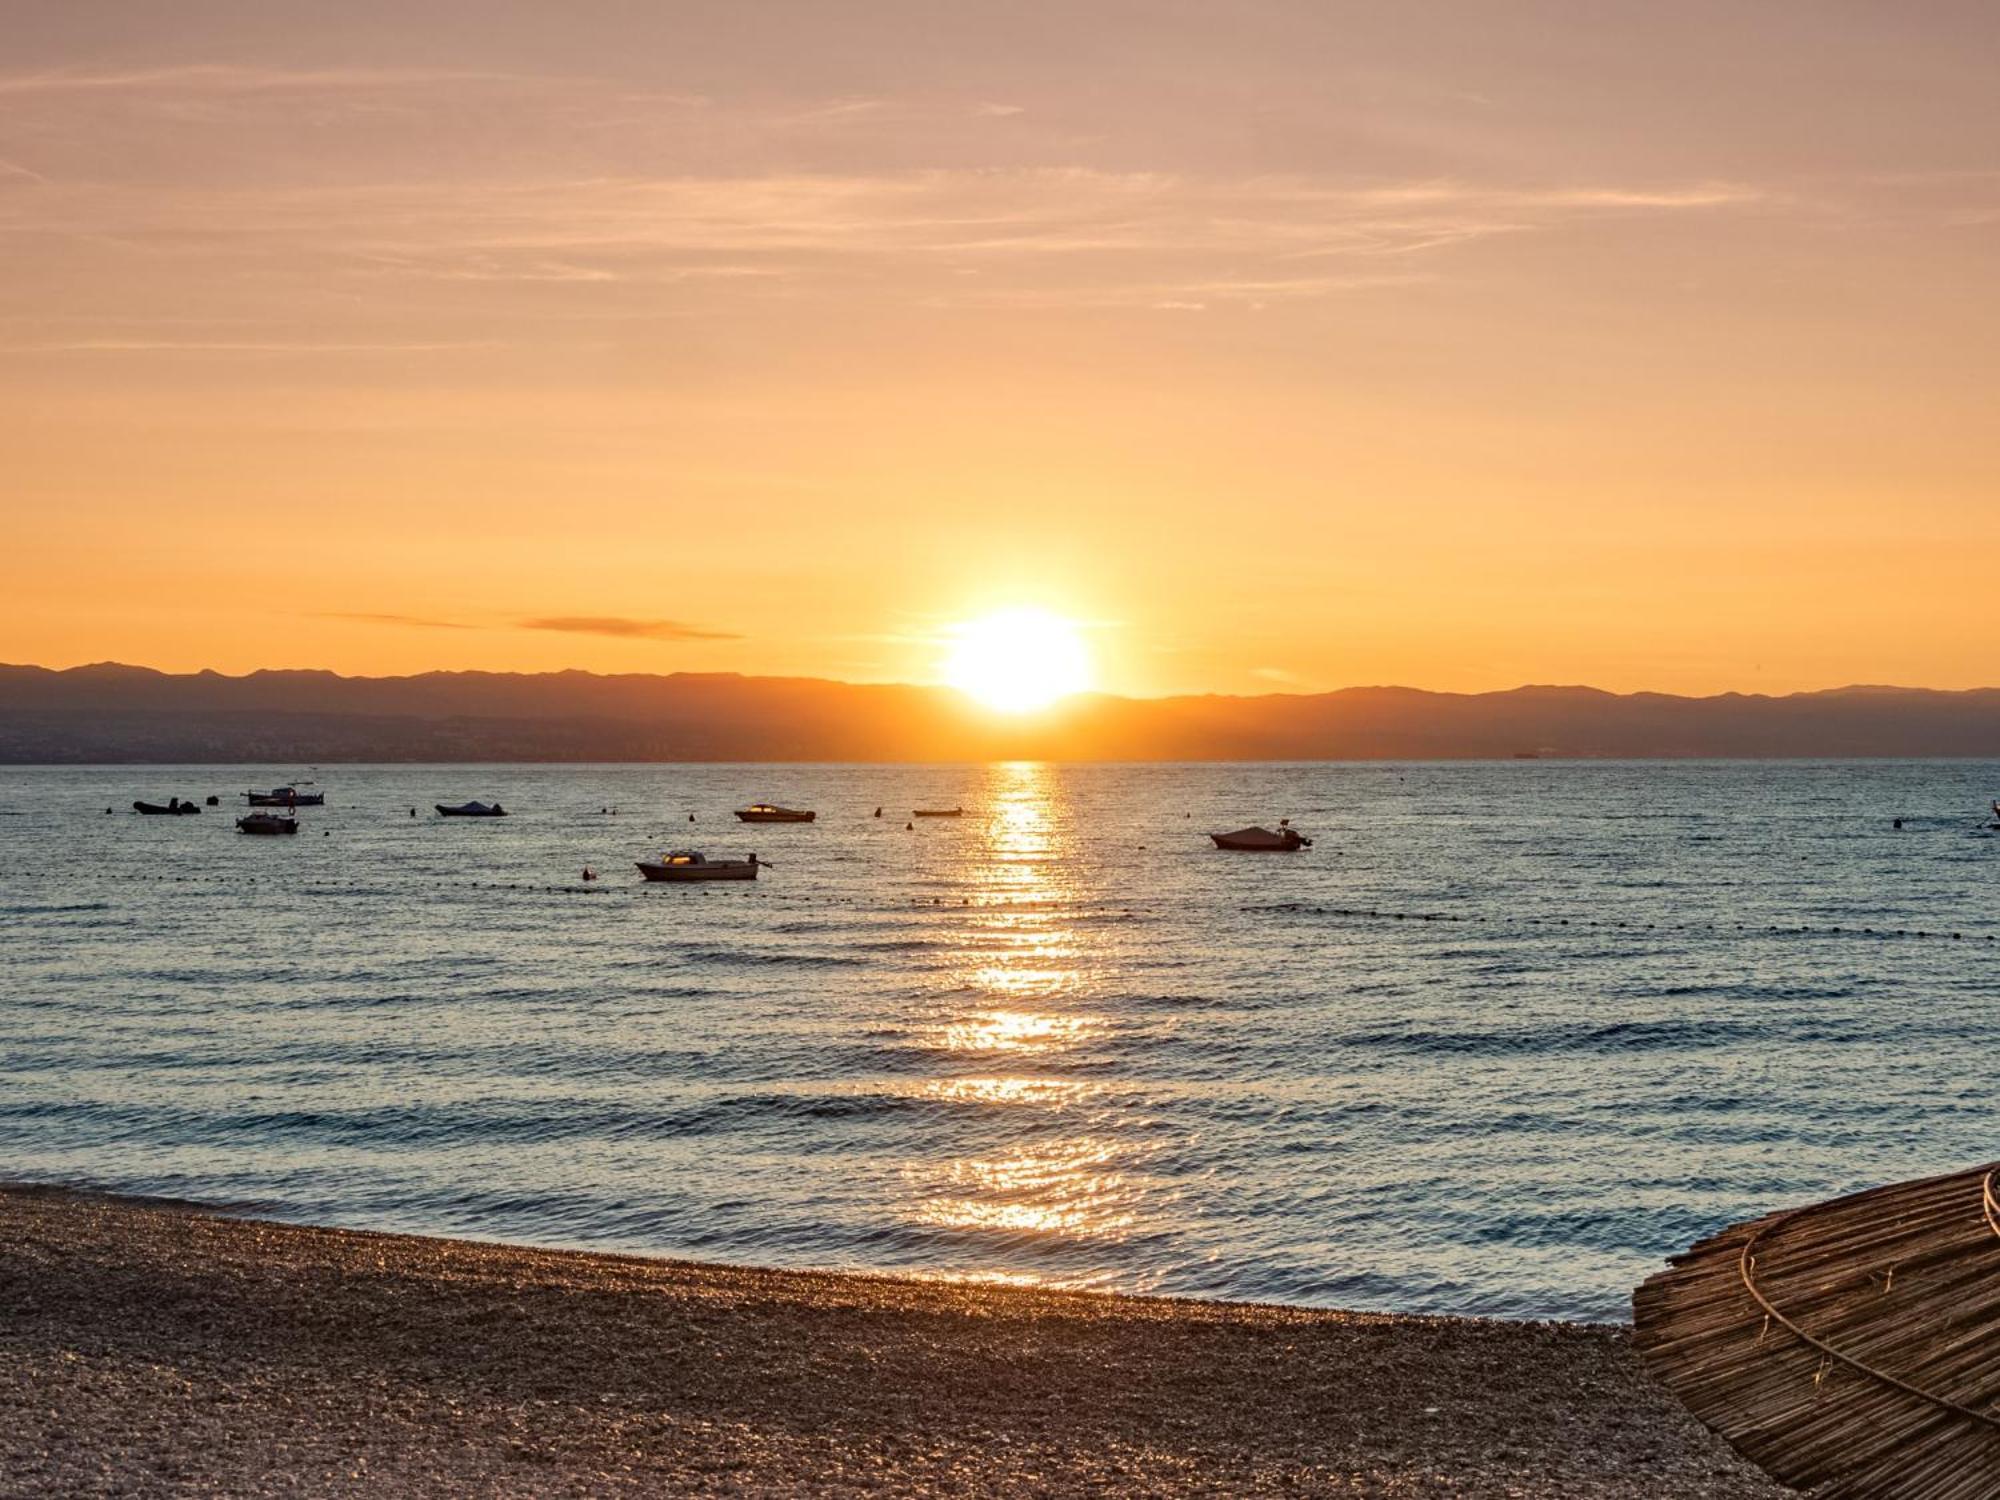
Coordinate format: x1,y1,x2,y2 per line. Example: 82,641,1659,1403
0,1186,1780,1497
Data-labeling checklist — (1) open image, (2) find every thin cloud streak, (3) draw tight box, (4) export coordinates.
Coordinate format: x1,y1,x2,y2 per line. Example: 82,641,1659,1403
0,169,1766,310
521,617,743,642
0,64,527,96
322,612,742,642
12,339,504,354
321,612,476,631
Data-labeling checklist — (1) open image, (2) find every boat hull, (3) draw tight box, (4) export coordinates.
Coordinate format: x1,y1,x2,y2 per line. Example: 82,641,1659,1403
247,792,324,807
237,816,298,835
133,801,199,815
735,810,814,823
636,861,757,881
1210,832,1310,852
436,804,507,817
912,809,964,818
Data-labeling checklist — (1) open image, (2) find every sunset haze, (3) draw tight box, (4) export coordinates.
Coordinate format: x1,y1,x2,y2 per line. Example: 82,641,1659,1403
5,1,1999,696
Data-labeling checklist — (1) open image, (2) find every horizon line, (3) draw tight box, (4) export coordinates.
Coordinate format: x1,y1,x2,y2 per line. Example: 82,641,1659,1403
7,659,2000,704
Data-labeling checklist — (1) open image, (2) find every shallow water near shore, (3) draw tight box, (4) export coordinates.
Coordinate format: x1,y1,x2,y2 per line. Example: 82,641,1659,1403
2,761,1996,1321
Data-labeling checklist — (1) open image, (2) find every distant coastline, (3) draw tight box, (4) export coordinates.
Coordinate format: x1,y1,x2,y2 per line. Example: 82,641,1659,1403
6,662,2000,762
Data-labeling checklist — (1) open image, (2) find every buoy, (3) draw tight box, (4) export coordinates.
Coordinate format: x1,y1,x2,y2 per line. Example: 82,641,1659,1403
906,822,914,830
1893,818,1903,829
582,867,596,882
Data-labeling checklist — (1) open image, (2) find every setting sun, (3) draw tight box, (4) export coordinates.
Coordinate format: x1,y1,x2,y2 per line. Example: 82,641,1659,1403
942,610,1093,713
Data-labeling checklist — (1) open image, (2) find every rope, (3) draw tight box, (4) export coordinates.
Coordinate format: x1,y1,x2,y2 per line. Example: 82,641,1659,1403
1736,1185,2000,1433
1244,902,1997,942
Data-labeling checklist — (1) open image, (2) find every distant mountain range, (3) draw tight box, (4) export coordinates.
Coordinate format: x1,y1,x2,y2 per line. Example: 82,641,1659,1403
4,663,2000,762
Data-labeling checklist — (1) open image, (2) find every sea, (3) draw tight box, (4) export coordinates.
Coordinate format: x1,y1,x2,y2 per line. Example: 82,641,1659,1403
2,761,1995,1323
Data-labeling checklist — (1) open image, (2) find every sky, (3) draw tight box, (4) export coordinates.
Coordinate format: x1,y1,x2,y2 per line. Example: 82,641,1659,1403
4,0,1998,697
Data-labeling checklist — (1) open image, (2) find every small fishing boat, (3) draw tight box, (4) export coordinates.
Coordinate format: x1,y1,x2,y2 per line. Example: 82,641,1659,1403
1210,825,1311,851
436,801,507,817
133,798,200,816
636,850,762,882
237,812,299,836
246,786,324,807
735,803,815,823
912,807,964,818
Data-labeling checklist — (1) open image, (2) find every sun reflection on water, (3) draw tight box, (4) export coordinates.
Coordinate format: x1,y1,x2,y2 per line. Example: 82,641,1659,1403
900,763,1148,1267
934,1009,1099,1051
914,1137,1138,1237
921,1076,1084,1108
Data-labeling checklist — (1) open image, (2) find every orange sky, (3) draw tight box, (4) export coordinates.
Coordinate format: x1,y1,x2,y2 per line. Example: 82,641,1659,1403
4,1,1999,696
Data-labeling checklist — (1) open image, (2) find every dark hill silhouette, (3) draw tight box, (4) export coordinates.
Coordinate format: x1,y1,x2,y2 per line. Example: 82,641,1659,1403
3,662,1999,761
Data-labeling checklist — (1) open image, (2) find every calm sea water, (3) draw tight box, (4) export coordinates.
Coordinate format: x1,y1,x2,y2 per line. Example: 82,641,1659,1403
2,762,1996,1321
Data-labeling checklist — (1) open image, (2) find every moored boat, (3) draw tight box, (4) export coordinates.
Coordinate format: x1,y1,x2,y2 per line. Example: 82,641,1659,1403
912,807,964,818
636,850,762,881
133,798,200,816
246,786,324,807
436,801,507,817
237,812,299,835
735,803,815,823
1210,825,1311,851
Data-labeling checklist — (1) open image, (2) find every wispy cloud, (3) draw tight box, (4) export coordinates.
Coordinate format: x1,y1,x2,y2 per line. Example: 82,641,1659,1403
521,616,742,641
319,611,741,642
322,611,475,630
11,339,502,354
0,58,1771,319
0,168,1764,310
0,64,524,96
777,96,893,126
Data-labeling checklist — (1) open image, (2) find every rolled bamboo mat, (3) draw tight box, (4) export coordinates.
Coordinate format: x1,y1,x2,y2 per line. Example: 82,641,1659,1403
1635,1161,2000,1498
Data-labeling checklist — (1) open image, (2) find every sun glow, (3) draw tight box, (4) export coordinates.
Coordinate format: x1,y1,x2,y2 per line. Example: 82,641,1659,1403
942,609,1093,713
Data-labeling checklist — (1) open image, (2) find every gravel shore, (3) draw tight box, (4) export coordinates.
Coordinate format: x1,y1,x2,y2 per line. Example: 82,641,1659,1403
0,1185,1777,1497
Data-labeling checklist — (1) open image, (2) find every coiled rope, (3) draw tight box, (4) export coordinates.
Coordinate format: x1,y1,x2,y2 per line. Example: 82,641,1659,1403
1731,1176,2000,1434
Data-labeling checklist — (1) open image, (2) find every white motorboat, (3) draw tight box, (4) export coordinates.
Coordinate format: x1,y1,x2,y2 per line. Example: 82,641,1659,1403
636,850,763,882
246,785,324,807
735,804,815,823
1210,825,1311,852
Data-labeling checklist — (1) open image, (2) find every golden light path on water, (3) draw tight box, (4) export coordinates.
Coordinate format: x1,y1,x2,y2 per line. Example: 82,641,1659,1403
903,762,1155,1284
